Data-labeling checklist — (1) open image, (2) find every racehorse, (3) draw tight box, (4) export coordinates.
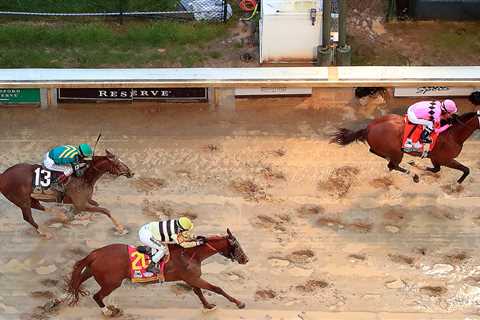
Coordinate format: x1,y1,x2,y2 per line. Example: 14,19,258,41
0,150,133,238
330,111,480,184
65,229,248,317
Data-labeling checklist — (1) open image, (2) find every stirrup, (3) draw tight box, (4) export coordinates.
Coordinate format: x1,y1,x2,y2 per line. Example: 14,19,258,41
146,262,159,274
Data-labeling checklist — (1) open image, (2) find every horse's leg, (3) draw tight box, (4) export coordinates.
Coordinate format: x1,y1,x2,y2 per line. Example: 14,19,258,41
30,199,46,211
387,153,420,183
186,277,245,309
444,159,470,184
71,192,125,233
21,207,52,239
32,198,69,222
21,207,38,230
88,198,99,207
93,282,123,317
191,286,216,310
83,205,125,233
426,163,441,173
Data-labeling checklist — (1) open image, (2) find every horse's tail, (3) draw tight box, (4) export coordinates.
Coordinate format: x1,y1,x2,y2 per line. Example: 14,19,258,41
66,253,95,305
330,127,368,146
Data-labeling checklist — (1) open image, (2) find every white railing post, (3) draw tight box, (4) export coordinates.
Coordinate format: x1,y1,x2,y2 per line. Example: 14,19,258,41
40,88,48,109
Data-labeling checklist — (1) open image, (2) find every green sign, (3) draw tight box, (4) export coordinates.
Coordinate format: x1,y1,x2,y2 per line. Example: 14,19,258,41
0,88,40,104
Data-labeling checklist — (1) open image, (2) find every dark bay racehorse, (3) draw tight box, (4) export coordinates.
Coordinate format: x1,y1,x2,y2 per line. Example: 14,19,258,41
65,229,248,317
331,111,480,183
0,150,133,238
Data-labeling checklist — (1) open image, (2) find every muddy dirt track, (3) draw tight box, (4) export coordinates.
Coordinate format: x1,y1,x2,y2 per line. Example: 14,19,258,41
1,100,480,319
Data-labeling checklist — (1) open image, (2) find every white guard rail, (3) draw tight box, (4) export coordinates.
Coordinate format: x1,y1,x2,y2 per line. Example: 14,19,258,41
0,66,479,109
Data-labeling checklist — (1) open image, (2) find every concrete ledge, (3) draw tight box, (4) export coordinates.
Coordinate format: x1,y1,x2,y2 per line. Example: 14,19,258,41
0,67,479,88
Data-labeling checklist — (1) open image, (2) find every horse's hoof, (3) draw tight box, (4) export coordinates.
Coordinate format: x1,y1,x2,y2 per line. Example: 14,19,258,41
237,302,246,309
108,305,122,317
102,306,113,317
202,304,217,312
413,174,420,183
114,227,129,236
43,299,60,312
76,213,93,221
38,229,53,240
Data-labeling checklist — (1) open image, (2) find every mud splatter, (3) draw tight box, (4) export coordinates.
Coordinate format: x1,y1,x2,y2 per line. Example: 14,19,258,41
40,279,59,287
317,216,372,233
297,205,324,218
30,291,55,299
142,200,197,220
419,286,447,297
260,165,286,181
388,254,415,266
231,179,269,201
383,207,407,223
272,148,286,157
441,183,464,195
255,289,277,300
255,215,287,231
204,144,220,152
426,206,462,220
288,249,315,264
170,283,192,295
131,177,166,193
319,166,360,198
349,254,366,261
464,276,480,287
295,280,329,293
370,176,394,189
444,252,470,264
67,247,88,257
413,248,427,256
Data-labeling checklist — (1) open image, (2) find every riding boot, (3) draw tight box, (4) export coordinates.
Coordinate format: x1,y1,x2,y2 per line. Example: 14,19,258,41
146,261,160,274
51,174,69,193
420,129,432,144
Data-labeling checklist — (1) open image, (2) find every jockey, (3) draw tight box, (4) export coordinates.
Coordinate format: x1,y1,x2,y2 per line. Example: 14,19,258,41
43,143,93,188
407,99,457,143
138,217,205,274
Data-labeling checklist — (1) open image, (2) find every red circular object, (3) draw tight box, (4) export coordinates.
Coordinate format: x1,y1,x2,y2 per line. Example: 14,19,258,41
239,0,257,12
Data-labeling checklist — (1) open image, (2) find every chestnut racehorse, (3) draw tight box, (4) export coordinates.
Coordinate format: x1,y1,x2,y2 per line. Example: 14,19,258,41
0,150,133,238
65,229,249,317
331,111,480,183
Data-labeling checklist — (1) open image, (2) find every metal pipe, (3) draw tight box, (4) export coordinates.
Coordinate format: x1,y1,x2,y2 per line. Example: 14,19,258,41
338,0,346,47
322,0,332,48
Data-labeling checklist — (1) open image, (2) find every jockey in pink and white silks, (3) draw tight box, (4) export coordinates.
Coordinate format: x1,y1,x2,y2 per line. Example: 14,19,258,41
407,99,458,143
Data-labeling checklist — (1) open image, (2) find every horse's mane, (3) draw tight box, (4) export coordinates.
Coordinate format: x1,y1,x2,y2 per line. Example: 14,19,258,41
205,235,226,241
456,112,478,122
167,235,226,251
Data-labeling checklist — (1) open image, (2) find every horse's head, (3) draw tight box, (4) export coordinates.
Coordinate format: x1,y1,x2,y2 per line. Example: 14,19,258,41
450,111,480,129
219,229,249,265
92,149,134,178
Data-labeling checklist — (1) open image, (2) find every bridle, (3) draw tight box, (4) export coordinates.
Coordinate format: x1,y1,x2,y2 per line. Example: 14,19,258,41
90,156,126,176
186,236,237,266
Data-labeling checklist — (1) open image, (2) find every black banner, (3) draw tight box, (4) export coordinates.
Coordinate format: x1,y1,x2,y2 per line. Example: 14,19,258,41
58,88,208,102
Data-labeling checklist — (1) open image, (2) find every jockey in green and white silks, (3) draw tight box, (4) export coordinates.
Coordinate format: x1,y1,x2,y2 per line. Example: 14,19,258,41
43,143,93,185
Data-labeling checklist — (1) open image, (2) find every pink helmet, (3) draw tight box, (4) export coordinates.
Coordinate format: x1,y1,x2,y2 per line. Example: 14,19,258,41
442,99,457,114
